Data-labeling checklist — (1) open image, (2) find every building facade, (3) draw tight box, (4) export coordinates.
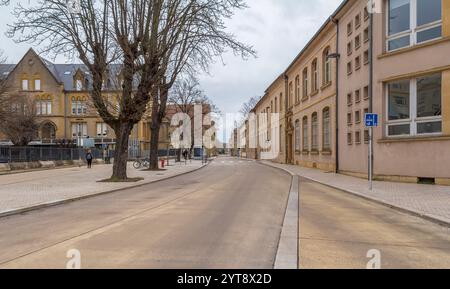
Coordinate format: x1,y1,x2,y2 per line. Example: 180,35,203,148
0,48,208,156
246,0,450,185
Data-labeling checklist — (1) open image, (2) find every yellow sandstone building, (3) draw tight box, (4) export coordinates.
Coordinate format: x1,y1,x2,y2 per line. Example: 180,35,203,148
0,48,172,154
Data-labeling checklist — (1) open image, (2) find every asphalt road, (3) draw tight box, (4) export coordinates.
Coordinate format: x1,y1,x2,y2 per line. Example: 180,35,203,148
0,157,291,269
299,178,450,269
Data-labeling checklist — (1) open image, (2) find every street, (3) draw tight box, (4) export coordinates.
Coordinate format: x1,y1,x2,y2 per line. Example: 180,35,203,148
1,157,450,269
0,157,291,269
299,179,450,269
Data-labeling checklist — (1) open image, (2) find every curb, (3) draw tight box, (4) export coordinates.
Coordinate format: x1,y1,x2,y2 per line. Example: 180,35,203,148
261,161,450,229
259,162,299,269
0,161,211,219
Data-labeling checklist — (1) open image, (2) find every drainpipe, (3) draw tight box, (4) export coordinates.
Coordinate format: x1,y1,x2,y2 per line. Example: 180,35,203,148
284,74,289,164
331,17,340,173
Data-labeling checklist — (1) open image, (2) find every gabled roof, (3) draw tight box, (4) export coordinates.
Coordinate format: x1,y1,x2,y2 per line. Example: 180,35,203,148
0,48,138,91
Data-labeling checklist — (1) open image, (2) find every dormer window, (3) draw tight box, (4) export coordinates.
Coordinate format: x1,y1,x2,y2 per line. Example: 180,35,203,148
76,79,83,91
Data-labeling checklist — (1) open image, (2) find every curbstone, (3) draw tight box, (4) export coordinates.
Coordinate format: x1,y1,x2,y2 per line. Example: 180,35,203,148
0,163,11,172
38,161,56,169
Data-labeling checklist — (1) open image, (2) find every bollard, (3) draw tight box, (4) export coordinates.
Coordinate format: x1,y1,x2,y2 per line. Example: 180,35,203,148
160,159,165,168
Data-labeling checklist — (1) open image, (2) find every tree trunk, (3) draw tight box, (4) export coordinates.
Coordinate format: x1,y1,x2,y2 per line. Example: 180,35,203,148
111,122,133,180
149,85,169,170
149,120,161,170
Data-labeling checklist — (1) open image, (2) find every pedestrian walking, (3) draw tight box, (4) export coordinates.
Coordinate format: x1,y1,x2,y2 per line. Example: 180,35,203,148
182,149,188,164
86,150,93,169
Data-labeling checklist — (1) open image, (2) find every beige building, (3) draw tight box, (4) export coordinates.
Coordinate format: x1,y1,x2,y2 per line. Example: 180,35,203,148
336,0,450,184
247,0,450,185
285,20,337,171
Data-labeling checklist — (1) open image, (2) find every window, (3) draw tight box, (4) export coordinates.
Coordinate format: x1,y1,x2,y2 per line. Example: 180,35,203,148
387,0,442,51
347,132,353,145
71,99,87,115
323,107,331,150
347,112,353,125
280,93,283,111
288,82,293,107
311,113,318,151
302,116,308,151
355,34,361,50
295,75,300,103
363,86,369,99
355,110,361,123
347,41,353,55
363,50,369,64
387,73,442,136
355,56,361,70
97,123,108,137
347,92,353,106
311,59,319,92
355,13,361,28
22,79,29,91
275,97,278,113
355,131,361,144
36,100,52,115
295,120,300,151
323,48,332,85
76,79,83,91
72,123,88,138
302,68,308,99
347,61,353,75
364,130,370,143
34,79,41,91
347,21,353,35
355,89,361,103
364,27,369,42
364,7,369,20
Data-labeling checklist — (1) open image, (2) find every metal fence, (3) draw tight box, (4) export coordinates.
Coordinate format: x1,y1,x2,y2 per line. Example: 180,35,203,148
0,147,106,163
0,146,180,163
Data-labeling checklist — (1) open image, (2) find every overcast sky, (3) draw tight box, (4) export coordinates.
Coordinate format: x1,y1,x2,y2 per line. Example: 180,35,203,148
0,0,343,141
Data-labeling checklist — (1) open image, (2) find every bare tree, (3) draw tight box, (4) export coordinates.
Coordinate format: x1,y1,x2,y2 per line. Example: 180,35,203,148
0,94,39,146
169,74,204,115
8,0,255,176
146,0,255,169
8,1,172,180
240,95,261,118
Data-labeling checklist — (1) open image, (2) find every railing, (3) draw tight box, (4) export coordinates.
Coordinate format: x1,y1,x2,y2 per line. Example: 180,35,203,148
0,147,108,163
0,146,180,163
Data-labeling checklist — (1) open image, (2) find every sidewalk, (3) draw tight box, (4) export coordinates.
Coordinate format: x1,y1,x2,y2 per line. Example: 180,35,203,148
0,160,205,217
261,161,450,226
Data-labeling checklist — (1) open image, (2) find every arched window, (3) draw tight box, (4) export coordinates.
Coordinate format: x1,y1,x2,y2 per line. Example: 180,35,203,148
323,47,332,85
311,112,318,151
312,59,319,92
295,75,300,103
323,107,331,150
288,81,293,108
302,116,308,151
295,119,300,151
302,68,308,99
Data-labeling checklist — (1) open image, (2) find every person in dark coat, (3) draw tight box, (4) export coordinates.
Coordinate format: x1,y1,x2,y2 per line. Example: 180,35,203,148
86,150,93,169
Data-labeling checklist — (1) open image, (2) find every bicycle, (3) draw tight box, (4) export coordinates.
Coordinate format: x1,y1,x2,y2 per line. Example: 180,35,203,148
133,158,150,169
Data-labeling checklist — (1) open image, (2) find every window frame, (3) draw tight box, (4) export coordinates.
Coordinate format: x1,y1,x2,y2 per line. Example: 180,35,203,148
385,73,442,137
386,0,443,52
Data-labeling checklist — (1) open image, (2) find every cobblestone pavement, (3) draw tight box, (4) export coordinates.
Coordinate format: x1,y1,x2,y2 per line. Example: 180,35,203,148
262,161,450,225
0,160,204,215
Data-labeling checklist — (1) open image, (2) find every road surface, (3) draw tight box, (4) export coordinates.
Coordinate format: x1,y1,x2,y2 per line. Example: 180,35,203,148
0,157,291,269
299,178,450,269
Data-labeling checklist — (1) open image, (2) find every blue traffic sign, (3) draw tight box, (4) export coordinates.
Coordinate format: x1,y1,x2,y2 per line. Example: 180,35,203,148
365,113,379,127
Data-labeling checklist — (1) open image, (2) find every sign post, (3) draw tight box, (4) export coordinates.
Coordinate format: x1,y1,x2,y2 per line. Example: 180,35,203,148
365,113,378,190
